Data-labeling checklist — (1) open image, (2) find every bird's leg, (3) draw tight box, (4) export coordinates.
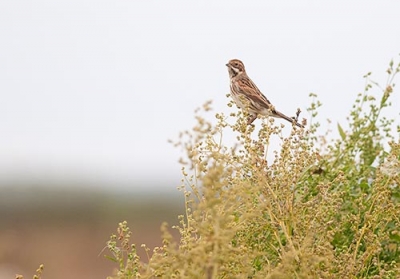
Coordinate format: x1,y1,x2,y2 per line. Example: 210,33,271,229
295,108,301,122
247,114,258,125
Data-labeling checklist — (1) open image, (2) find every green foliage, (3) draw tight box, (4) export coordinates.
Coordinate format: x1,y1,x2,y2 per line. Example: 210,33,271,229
106,59,400,278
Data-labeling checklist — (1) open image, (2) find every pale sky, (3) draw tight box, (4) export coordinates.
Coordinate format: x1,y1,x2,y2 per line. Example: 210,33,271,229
1,1,399,191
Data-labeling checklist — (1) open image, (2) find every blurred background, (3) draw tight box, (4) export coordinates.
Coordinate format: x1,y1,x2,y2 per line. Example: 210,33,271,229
1,1,400,278
0,185,183,278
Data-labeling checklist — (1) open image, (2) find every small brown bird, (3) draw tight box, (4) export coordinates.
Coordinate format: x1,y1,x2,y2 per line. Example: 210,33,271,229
226,59,303,127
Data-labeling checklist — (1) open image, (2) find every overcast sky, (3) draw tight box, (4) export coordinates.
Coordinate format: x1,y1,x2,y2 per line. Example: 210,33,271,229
1,1,399,191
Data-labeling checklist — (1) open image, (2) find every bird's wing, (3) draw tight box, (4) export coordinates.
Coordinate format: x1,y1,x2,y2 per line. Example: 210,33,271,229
236,75,304,128
236,77,274,110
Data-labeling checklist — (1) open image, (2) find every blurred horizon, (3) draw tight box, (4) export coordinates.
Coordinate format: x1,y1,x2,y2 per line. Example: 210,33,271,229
0,171,183,192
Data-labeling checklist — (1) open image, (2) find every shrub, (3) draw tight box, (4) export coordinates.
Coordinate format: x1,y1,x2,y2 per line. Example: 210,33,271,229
106,59,400,278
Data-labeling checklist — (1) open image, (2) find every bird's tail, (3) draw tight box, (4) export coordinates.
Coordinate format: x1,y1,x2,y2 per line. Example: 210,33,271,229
274,110,303,128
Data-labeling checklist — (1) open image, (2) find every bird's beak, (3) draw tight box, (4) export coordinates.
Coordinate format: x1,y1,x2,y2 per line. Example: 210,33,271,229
225,63,229,67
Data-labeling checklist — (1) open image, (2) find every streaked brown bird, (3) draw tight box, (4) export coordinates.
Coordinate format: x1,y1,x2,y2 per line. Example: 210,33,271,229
226,59,303,127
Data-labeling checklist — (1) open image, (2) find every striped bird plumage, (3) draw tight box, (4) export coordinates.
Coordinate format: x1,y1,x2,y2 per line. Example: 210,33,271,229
226,59,303,127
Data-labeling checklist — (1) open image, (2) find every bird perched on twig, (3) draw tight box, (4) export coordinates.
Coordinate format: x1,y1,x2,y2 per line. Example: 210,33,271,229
226,59,303,127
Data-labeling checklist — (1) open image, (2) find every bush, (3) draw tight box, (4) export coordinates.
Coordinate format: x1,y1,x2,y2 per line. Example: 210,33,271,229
106,59,400,278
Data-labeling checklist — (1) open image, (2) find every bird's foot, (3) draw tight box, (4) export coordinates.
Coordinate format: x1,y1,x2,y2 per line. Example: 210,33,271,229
247,114,257,125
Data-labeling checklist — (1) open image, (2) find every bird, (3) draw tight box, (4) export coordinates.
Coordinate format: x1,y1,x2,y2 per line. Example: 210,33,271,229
226,59,303,127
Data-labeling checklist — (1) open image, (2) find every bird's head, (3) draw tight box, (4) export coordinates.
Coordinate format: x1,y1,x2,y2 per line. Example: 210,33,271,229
226,59,245,78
